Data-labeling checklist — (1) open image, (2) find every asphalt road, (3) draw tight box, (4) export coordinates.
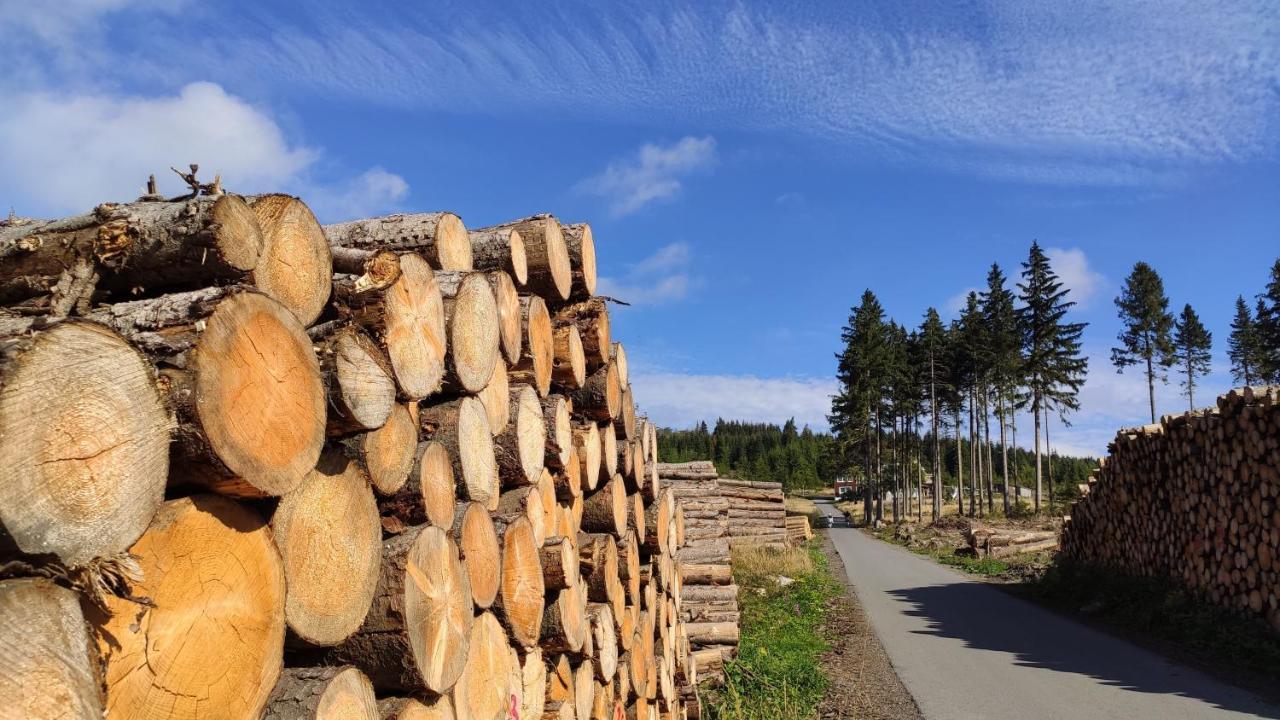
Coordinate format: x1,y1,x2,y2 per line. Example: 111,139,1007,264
815,499,1280,719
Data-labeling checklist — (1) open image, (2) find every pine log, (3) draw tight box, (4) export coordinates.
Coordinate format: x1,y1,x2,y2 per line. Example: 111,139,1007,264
249,194,333,325
0,195,261,312
359,402,419,496
561,222,597,301
557,447,584,500
379,441,457,534
0,320,170,566
582,473,629,538
602,422,619,478
469,227,528,287
610,343,629,388
273,452,381,646
681,585,738,603
496,384,548,487
312,322,397,436
574,660,596,720
91,495,285,718
644,490,674,555
449,502,501,609
543,394,574,471
554,297,610,369
264,666,378,719
680,565,731,586
0,578,103,719
576,423,603,492
542,535,581,591
553,323,587,389
333,525,472,693
684,623,738,645
619,532,643,604
512,295,553,396
330,246,401,293
495,516,547,649
573,362,621,423
589,604,619,680
478,216,570,302
477,362,511,435
617,385,636,442
451,611,520,720
488,271,523,365
378,695,455,720
538,469,561,534
579,532,626,621
336,253,447,400
542,584,588,654
420,396,500,510
435,271,500,393
519,647,547,720
325,211,472,271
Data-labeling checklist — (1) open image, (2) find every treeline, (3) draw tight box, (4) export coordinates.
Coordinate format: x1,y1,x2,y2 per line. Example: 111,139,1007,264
657,419,837,491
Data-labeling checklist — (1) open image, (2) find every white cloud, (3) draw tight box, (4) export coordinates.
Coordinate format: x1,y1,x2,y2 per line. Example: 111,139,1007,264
0,82,316,215
597,242,696,305
303,167,409,223
577,136,716,216
632,371,837,431
1045,247,1106,308
943,287,981,317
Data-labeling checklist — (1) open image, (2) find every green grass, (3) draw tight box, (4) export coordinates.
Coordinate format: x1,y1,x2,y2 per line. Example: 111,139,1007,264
704,544,841,720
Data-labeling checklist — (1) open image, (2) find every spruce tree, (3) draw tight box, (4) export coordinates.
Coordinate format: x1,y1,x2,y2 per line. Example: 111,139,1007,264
1228,295,1258,386
919,308,948,521
1111,262,1175,423
830,290,888,524
1172,303,1212,411
1255,259,1280,382
980,263,1020,516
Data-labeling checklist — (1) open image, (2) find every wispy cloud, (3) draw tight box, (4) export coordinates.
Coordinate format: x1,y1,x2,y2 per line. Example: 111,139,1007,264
598,241,696,305
1046,247,1106,308
304,167,409,223
578,136,716,216
632,371,836,431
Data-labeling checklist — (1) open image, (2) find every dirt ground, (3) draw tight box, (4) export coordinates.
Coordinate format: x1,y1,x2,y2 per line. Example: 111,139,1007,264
815,532,924,720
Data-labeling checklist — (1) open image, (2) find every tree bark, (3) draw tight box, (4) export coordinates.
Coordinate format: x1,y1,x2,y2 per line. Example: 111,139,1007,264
312,322,397,436
263,667,379,720
420,396,500,511
469,227,528,287
476,215,570,302
562,222,598,301
326,211,472,272
555,298,611,370
573,362,621,423
511,295,553,396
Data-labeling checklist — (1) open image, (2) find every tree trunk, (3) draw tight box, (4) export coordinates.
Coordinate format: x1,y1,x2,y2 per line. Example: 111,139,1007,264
553,324,587,389
264,667,378,720
311,322,397,436
582,473,629,537
325,211,471,272
420,396,500,511
954,408,965,516
999,393,1011,516
0,578,104,719
573,362,622,423
494,384,548,487
511,295,553,396
248,194,334,326
486,271,523,366
1033,393,1043,513
0,320,170,566
983,392,995,514
931,359,941,522
336,253,447,401
332,525,472,694
562,222,598,301
555,298,611,370
469,226,528,286
357,402,419,496
435,271,500,394
477,215,571,302
1145,333,1157,423
1044,404,1055,516
91,495,286,718
451,611,520,720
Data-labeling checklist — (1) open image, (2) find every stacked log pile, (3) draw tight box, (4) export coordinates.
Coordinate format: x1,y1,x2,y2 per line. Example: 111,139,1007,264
718,479,787,549
786,516,814,544
0,184,700,719
1061,386,1280,630
964,527,1056,558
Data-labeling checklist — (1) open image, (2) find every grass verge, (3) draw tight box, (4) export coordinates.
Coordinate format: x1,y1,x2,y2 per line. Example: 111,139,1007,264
704,544,840,720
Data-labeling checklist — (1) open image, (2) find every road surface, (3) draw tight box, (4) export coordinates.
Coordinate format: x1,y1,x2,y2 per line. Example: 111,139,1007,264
815,499,1280,719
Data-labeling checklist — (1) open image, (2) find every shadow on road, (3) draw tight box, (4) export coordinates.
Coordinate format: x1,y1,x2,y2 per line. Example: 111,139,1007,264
887,582,1280,718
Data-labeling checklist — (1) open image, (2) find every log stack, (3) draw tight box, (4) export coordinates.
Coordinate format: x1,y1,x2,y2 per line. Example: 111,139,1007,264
785,516,814,545
1061,386,1280,631
0,187,699,719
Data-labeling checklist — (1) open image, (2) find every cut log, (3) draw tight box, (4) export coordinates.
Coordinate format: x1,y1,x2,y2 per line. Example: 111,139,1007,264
542,535,580,591
589,604,619,681
680,565,731,586
477,361,511,435
538,469,560,534
451,611,519,720
378,696,455,720
264,666,378,719
420,396,500,511
249,194,333,325
451,503,501,609
572,362,621,423
478,216,570,302
512,295,553,396
578,532,625,620
359,402,418,496
576,423,603,492
619,533,643,605
486,271,523,366
379,441,456,533
644,491,673,556
469,227,528,287
617,385,636,442
494,516,546,649
681,585,738,603
582,474,628,538
554,298,610,369
333,525,472,693
602,422,619,477
561,222,597,301
519,648,547,720
553,324,587,389
326,212,472,271
684,623,738,645
557,447,584,500
574,660,596,720
544,394,574,471
542,584,588,654
610,344,628,388
312,322,397,435
496,384,548,487
0,195,261,311
330,247,401,293
0,578,103,719
497,486,547,547
273,452,381,646
91,495,285,718
0,321,169,566
435,271,500,393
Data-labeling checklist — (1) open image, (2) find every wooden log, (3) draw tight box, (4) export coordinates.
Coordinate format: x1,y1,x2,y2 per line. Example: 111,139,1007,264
469,226,527,287
312,322,397,436
579,532,625,621
617,385,636,442
264,666,378,719
0,195,262,312
553,324,587,389
557,447,584,500
576,423,603,492
332,525,472,693
451,503,501,609
420,396,500,511
512,295,553,396
497,485,547,547
681,584,738,603
589,604,619,681
380,441,456,534
325,211,471,271
554,298,610,369
610,343,629,388
496,384,548,487
574,660,596,720
537,469,560,535
619,532,643,605
273,452,381,646
543,394,574,471
561,223,597,301
572,362,621,423
0,320,170,566
451,612,519,720
249,194,333,325
0,578,103,719
477,362,511,435
487,271,523,365
684,622,738,646
477,216,570,302
582,473,629,538
358,402,418,496
329,246,401,293
644,490,674,555
680,565,731,586
517,647,547,720
436,271,500,394
494,516,547,649
91,495,285,718
602,421,619,478
378,695,455,719
542,584,588,654
336,253,446,401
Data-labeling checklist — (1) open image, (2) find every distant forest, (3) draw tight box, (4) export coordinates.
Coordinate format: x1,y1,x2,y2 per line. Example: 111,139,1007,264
657,419,1096,497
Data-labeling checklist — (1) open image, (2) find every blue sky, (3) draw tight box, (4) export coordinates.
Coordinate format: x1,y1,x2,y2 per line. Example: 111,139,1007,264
2,1,1278,455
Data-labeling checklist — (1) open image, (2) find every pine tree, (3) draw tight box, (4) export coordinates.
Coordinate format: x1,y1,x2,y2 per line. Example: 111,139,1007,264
831,290,889,524
1171,303,1212,411
919,307,947,521
1255,259,1280,383
1111,262,1175,423
980,263,1020,516
1228,296,1258,386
